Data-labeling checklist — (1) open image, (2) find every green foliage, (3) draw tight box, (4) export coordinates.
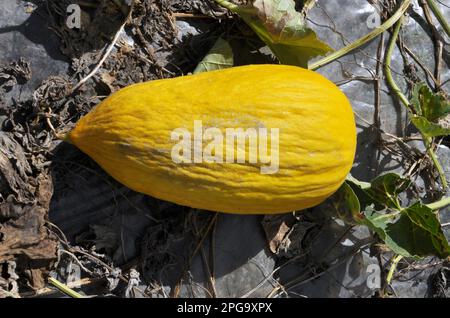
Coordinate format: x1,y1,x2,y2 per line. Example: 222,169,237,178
333,174,450,258
193,38,234,74
228,0,333,68
410,83,450,138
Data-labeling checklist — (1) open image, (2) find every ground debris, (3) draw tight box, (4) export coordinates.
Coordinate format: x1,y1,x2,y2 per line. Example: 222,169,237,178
33,76,72,110
0,261,19,298
262,213,318,257
0,132,34,207
47,0,128,58
106,268,122,291
0,58,31,96
169,0,228,17
0,147,57,293
140,212,186,284
428,261,450,298
124,268,142,298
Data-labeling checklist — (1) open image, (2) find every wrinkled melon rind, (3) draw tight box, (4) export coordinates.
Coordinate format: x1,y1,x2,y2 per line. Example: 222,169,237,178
67,64,356,214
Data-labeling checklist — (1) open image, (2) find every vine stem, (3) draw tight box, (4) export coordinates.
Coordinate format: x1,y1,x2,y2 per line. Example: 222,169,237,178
213,0,238,11
424,137,448,189
302,0,317,15
427,196,450,211
384,15,410,107
426,0,450,39
386,255,403,286
309,0,411,70
385,15,448,190
48,277,84,298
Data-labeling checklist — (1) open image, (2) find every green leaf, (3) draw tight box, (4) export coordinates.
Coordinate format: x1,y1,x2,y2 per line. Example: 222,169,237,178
411,83,450,121
336,175,450,259
193,38,234,74
410,115,450,138
347,173,411,210
409,83,450,137
361,207,403,252
364,173,411,209
332,182,363,225
363,203,450,258
232,0,333,68
346,174,371,189
346,180,378,213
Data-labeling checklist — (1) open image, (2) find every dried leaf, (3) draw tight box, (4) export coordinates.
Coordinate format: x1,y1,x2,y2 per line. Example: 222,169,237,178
262,214,316,256
0,132,34,206
262,215,292,253
0,206,57,262
232,0,333,67
100,72,117,93
0,58,31,93
0,261,19,297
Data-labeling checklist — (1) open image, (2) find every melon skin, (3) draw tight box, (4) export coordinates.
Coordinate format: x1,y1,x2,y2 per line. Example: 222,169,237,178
67,64,357,214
